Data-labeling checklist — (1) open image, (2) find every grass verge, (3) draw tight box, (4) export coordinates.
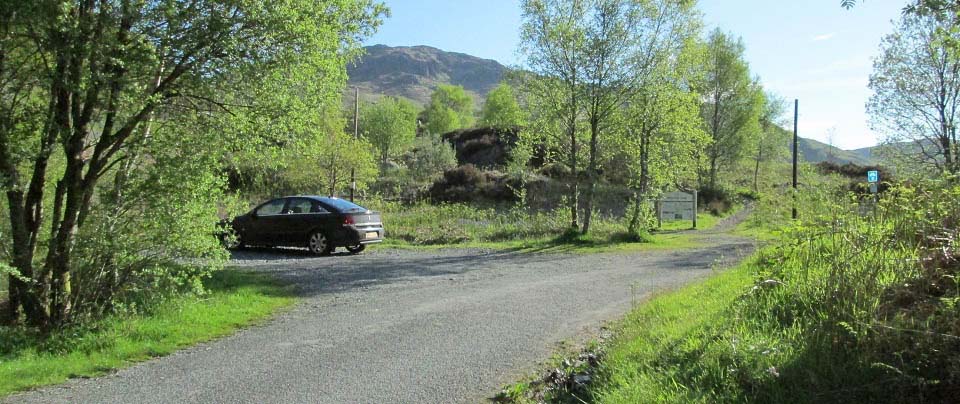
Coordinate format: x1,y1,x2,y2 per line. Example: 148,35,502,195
0,270,297,398
498,251,760,404
503,181,960,403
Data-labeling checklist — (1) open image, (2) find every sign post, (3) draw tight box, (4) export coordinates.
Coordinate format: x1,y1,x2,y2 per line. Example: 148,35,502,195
867,170,880,210
659,190,698,229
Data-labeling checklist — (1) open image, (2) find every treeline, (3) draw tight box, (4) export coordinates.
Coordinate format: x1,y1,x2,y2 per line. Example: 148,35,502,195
512,0,789,235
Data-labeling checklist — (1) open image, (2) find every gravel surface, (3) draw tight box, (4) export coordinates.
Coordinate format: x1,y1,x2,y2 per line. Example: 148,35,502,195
7,227,754,404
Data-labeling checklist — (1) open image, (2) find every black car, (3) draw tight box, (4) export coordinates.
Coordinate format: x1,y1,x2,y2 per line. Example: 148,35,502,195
222,196,385,255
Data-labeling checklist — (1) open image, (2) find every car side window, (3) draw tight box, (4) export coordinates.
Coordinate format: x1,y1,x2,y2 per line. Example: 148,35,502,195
256,199,286,216
310,201,329,213
286,199,314,214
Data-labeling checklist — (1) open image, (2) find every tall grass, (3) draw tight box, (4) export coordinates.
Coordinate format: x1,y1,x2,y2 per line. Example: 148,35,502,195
557,179,960,403
363,200,629,245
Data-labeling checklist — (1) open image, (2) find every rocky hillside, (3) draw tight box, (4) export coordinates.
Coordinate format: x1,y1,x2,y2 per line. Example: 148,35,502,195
347,45,508,106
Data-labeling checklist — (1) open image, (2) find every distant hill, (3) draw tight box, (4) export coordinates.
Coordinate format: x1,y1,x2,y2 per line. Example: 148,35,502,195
347,45,509,106
797,137,877,166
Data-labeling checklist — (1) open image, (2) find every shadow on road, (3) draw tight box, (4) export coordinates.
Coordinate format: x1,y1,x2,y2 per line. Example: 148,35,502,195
228,246,574,299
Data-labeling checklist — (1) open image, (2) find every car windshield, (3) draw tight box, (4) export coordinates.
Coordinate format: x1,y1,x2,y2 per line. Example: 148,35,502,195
319,197,367,213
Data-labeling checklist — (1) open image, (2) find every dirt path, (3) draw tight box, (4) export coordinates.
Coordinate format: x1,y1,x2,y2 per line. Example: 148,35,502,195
7,232,755,403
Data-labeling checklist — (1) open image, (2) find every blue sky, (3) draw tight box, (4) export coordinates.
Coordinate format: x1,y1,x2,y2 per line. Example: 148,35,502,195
365,0,910,150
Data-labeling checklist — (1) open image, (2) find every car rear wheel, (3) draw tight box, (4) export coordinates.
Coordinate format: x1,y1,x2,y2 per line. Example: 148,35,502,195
346,244,366,254
308,231,333,256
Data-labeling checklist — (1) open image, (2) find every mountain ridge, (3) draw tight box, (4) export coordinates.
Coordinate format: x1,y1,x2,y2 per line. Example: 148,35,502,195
347,44,509,106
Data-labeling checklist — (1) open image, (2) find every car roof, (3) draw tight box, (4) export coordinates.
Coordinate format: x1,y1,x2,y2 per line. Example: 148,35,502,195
287,196,340,203
287,196,367,209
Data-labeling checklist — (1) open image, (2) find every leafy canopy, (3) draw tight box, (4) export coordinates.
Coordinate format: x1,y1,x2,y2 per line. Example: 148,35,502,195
480,83,526,129
422,84,475,135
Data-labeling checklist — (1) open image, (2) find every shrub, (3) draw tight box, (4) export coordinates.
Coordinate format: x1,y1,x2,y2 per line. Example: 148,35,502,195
428,165,519,204
698,185,734,215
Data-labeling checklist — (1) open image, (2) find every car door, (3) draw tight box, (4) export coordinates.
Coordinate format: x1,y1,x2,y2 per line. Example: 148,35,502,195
276,197,322,245
246,198,288,245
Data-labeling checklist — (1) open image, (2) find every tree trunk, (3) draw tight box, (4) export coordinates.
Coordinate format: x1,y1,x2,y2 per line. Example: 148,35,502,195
628,191,642,235
581,115,600,235
709,155,719,190
753,149,762,192
628,129,651,235
568,75,579,231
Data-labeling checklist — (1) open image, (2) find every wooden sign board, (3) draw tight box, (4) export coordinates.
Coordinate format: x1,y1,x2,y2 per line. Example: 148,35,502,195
658,190,698,228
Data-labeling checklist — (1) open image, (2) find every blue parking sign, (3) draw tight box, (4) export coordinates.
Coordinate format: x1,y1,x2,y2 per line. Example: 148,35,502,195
867,170,879,183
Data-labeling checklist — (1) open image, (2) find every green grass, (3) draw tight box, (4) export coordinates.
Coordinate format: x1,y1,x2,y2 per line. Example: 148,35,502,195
582,254,767,403
369,200,737,254
532,182,960,404
0,270,297,398
656,207,728,231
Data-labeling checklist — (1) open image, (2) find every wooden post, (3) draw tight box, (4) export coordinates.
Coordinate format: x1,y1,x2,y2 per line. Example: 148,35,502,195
692,189,698,229
792,99,799,220
656,199,662,229
351,87,359,202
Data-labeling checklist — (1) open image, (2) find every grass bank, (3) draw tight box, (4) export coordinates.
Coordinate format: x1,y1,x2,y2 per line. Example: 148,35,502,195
502,181,960,403
0,270,297,397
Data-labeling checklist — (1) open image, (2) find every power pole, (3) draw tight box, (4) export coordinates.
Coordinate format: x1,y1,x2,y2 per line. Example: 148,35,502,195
351,87,359,202
792,99,799,220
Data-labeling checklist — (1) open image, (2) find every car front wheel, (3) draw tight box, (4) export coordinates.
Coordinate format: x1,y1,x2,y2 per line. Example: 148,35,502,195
346,244,366,254
308,231,333,256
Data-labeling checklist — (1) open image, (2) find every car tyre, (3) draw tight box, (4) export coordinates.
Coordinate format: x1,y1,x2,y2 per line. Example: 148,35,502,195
220,232,245,250
308,231,333,256
346,244,366,254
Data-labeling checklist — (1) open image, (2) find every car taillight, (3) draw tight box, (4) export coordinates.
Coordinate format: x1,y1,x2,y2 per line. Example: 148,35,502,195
343,216,355,225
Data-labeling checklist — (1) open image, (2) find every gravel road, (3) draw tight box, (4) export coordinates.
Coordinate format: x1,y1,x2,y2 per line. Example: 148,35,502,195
7,226,754,404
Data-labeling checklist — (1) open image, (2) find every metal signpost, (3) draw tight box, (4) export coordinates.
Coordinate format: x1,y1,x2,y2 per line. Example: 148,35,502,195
658,190,698,229
868,169,880,206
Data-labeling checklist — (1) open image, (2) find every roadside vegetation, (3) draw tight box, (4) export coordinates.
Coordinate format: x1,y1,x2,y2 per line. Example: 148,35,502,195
366,199,736,253
0,270,296,397
499,170,960,403
3,0,959,402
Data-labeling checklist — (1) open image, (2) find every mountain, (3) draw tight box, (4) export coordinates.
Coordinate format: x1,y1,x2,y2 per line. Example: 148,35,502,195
797,137,877,166
347,45,509,106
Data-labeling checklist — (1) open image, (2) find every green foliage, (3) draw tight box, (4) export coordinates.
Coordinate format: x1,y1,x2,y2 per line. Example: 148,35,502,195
403,133,458,184
285,122,379,197
372,133,457,201
422,84,475,135
697,29,765,189
361,96,419,166
0,0,387,327
518,0,707,234
753,91,790,189
868,10,960,176
480,83,526,129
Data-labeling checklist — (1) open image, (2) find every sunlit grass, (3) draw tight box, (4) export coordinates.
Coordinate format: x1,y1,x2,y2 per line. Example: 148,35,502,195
370,200,738,253
0,270,297,398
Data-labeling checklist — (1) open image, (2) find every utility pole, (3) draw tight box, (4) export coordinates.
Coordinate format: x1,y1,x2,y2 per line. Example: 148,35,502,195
792,99,799,220
351,87,359,202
